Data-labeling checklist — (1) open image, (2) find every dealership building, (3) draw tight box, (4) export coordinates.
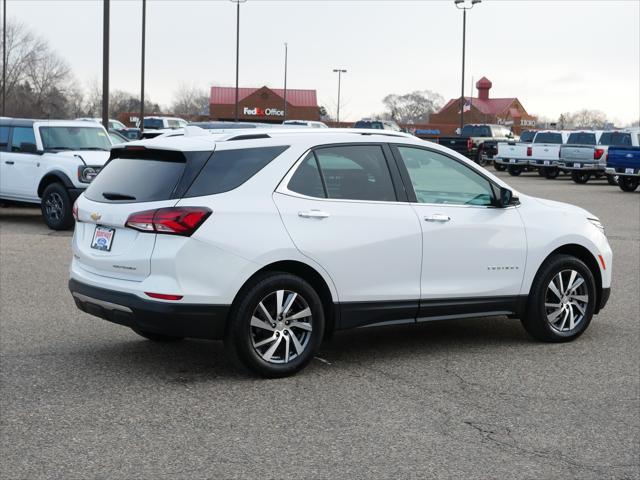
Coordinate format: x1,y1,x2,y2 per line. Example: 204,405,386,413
209,86,320,123
429,77,537,134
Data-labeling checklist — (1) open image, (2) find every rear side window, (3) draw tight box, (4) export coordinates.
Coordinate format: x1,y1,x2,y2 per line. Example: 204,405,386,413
534,132,563,144
0,126,9,147
313,145,396,201
567,132,596,145
288,153,326,198
143,118,164,129
461,125,491,137
10,127,36,152
184,146,289,198
85,156,186,203
354,121,383,130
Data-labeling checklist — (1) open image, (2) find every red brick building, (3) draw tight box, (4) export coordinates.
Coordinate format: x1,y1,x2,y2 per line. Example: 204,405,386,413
209,86,320,123
430,77,536,134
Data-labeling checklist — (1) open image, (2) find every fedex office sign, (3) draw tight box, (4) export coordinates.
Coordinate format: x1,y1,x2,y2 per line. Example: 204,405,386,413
243,107,284,117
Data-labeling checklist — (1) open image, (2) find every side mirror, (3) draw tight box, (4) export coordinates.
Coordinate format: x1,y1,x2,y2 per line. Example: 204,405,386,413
498,187,515,207
20,142,41,154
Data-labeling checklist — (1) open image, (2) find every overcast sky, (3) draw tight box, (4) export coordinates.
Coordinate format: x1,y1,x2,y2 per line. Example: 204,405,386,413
6,0,640,124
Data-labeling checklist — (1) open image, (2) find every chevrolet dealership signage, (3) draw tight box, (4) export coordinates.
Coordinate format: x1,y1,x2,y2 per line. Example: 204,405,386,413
243,107,285,117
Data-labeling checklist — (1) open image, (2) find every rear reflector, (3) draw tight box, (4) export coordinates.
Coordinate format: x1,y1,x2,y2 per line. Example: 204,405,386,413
598,254,606,270
145,292,183,301
126,207,211,236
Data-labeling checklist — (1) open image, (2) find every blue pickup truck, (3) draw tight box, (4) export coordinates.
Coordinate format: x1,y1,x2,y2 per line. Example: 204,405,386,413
605,145,640,192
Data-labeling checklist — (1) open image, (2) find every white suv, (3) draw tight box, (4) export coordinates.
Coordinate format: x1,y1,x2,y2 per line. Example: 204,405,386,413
68,128,612,377
0,118,111,229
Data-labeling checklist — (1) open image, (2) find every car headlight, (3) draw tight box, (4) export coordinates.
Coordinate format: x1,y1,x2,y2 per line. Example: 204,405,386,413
78,166,101,183
588,217,605,234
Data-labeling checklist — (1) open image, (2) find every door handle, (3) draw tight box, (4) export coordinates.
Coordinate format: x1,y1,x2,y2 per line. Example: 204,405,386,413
4,161,14,165
298,209,330,219
424,214,451,223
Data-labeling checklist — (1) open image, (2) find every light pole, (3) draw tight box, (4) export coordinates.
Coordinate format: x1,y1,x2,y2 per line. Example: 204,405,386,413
102,0,110,129
231,0,246,122
139,0,146,135
332,68,347,124
2,0,6,116
454,0,481,134
283,42,288,121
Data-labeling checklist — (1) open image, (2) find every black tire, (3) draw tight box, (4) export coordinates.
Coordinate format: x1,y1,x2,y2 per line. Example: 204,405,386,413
606,174,618,186
571,171,591,184
618,177,639,192
521,254,596,343
131,328,184,342
507,166,522,176
224,272,325,378
537,168,547,177
41,183,74,230
544,167,560,179
494,163,506,172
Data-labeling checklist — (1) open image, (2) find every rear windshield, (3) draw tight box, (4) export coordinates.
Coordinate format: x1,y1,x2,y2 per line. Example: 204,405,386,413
567,132,597,145
534,132,563,144
84,154,186,203
191,122,256,130
184,146,289,198
143,118,164,129
39,126,111,151
354,121,383,129
461,125,491,137
599,132,632,146
519,130,535,143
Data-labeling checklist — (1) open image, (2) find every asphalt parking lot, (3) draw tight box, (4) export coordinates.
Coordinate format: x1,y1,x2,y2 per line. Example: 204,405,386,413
1,170,638,480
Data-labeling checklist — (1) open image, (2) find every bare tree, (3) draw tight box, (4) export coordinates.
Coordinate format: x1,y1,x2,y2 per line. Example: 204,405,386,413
558,109,609,129
381,90,444,124
170,84,209,117
1,19,73,118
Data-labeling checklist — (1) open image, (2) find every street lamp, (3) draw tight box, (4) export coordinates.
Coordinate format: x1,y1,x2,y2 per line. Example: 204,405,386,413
102,0,110,129
454,0,481,134
332,68,347,124
139,0,146,134
283,42,288,121
231,0,247,122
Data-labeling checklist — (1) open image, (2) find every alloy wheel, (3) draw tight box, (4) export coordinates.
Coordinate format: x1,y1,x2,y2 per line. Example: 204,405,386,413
250,289,313,364
544,269,589,333
44,192,64,221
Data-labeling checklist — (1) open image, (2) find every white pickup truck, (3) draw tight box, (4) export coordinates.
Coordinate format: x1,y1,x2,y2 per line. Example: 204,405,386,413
494,130,536,173
0,119,111,230
139,116,188,139
559,129,640,184
526,130,571,179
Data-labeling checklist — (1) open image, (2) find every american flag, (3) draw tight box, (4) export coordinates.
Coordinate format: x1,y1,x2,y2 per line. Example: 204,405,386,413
463,99,472,112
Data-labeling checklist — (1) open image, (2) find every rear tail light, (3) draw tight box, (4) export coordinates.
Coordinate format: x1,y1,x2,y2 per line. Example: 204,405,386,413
72,200,79,221
527,146,532,157
125,207,211,236
467,138,473,151
594,148,605,160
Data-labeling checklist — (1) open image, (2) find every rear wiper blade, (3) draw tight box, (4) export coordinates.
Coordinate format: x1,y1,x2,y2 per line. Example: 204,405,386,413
102,192,136,200
81,147,110,151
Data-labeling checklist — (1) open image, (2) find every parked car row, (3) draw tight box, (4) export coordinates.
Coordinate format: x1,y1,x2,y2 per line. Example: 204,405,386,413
494,128,640,192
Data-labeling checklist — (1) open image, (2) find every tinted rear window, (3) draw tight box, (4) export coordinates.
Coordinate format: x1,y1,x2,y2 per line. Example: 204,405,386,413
143,119,164,129
354,121,383,129
534,132,563,144
184,146,289,198
85,156,186,203
567,132,597,145
461,125,491,137
599,132,632,146
519,131,535,143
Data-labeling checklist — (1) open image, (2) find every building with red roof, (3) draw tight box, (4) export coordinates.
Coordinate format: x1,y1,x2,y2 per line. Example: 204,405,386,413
429,77,537,134
209,85,320,123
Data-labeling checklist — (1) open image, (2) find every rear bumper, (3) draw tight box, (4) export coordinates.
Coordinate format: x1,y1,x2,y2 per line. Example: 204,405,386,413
605,167,640,177
559,162,604,171
529,159,560,168
495,158,528,166
69,278,229,339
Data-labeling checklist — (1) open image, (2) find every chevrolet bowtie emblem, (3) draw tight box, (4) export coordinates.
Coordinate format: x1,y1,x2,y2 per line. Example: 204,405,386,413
90,212,102,221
